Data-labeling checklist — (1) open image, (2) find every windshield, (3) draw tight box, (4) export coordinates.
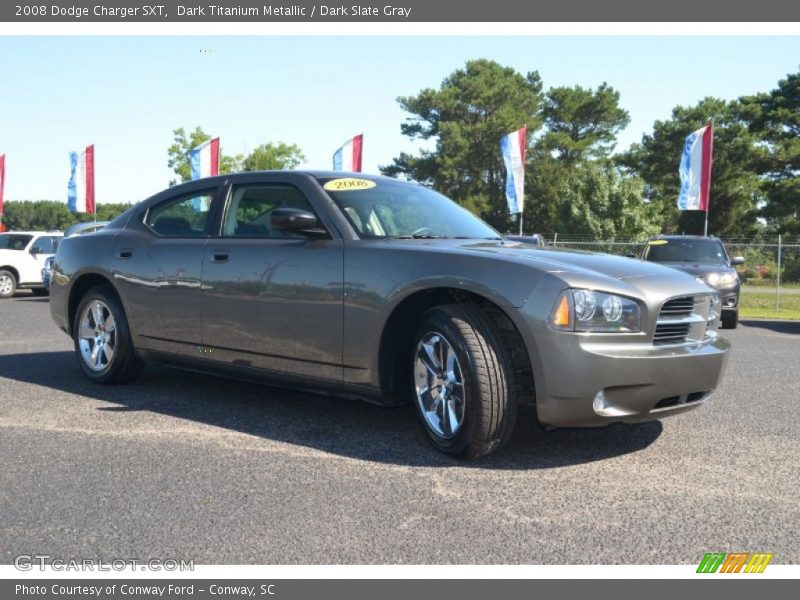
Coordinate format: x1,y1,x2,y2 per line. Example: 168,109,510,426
0,234,33,251
644,239,728,264
319,177,501,240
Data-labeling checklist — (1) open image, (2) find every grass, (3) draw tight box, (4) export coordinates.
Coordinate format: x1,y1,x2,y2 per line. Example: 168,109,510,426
739,288,800,320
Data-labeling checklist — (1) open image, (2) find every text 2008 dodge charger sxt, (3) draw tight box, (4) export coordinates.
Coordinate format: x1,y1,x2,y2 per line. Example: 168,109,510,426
50,172,730,458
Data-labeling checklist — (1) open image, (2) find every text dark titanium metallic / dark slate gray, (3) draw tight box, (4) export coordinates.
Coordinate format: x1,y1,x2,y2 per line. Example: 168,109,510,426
50,171,731,458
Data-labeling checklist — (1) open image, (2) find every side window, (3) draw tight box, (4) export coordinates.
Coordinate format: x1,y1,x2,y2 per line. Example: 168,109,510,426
222,184,318,238
31,236,57,254
145,190,216,237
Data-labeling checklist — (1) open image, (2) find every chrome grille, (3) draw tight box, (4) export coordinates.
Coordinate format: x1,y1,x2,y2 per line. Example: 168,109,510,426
653,295,715,346
659,296,694,318
653,322,692,344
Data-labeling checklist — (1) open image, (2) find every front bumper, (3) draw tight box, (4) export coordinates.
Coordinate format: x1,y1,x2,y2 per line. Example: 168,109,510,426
533,332,730,428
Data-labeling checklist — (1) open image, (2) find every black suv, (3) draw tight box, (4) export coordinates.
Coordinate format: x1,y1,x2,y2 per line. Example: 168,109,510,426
641,235,744,329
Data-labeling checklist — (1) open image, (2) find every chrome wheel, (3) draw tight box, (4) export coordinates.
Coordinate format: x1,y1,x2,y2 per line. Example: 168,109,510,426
78,300,117,372
414,331,465,439
0,273,13,296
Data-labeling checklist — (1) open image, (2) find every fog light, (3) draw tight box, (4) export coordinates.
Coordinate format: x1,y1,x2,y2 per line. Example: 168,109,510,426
592,390,607,413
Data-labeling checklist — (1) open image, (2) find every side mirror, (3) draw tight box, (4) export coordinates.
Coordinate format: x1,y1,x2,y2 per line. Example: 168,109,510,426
30,246,43,255
270,208,326,237
730,256,745,266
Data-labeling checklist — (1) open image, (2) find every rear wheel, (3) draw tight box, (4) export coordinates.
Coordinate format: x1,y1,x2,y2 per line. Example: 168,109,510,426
73,286,143,384
0,270,17,299
412,304,516,459
721,308,739,329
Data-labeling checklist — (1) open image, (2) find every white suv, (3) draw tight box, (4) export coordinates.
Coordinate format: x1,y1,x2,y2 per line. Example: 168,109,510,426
0,232,63,298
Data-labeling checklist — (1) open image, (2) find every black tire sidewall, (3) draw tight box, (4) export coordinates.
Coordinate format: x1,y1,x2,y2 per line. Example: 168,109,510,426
721,309,739,329
412,308,492,457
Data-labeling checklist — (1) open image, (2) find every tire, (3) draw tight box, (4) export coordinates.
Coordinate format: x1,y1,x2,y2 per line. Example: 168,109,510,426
0,269,17,299
72,285,143,384
32,288,49,297
411,304,517,459
721,308,739,329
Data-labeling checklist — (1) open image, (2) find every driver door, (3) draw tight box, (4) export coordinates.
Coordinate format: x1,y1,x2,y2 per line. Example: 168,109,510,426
201,178,344,381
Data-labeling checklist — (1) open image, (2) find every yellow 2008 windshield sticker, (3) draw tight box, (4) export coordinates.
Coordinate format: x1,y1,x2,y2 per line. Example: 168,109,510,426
323,178,376,192
648,240,668,245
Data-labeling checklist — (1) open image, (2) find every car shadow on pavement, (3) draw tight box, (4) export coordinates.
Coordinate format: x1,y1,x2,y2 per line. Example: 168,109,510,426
0,351,662,470
740,319,800,335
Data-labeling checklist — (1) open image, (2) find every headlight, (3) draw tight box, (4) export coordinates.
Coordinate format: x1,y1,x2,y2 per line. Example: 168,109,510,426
550,289,641,333
707,293,721,332
705,271,738,287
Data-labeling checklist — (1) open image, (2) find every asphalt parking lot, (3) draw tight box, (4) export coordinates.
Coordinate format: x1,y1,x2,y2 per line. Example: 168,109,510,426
1,293,798,565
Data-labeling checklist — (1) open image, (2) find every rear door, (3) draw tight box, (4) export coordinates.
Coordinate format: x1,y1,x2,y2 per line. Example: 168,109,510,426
112,184,220,356
201,175,344,381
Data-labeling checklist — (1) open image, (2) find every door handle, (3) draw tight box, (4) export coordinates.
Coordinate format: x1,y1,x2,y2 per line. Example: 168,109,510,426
118,248,133,259
211,252,229,263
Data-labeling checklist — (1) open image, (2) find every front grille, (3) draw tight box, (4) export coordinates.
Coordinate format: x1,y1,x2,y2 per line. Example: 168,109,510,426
653,323,692,345
659,296,695,318
655,391,709,409
653,294,715,346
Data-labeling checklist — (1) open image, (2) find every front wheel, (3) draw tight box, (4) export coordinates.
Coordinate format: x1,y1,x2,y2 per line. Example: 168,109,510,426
73,286,143,384
0,269,17,299
412,304,517,458
721,308,738,329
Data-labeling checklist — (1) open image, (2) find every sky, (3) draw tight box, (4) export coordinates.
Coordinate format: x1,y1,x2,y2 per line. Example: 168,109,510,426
0,35,798,204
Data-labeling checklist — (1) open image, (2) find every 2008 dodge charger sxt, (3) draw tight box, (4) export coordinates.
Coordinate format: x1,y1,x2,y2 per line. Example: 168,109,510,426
50,171,730,458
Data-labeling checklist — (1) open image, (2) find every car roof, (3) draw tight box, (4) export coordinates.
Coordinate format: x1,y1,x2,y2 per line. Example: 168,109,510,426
163,170,401,191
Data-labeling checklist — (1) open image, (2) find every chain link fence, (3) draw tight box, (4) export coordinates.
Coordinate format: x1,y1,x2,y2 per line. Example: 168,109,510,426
538,235,800,313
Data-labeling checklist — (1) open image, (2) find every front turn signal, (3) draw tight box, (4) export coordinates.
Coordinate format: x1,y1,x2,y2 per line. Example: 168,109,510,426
551,291,572,330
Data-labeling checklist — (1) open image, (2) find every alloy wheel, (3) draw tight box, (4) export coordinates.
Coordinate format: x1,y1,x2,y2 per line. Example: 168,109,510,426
78,300,117,372
414,331,466,439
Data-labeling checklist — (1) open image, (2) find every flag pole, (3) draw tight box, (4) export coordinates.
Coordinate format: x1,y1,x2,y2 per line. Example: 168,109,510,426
520,123,526,236
704,119,713,237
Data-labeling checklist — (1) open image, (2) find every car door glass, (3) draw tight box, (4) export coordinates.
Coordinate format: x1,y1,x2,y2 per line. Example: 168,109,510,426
145,190,215,237
31,236,56,254
223,184,318,238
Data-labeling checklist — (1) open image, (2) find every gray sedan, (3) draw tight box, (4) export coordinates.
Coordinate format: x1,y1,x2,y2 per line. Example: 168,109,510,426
50,171,730,458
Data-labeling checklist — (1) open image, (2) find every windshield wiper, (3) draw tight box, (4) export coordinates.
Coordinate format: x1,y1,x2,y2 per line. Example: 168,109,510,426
390,234,449,239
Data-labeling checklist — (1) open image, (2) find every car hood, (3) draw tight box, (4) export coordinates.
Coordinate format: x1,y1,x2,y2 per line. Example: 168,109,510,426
646,261,735,277
394,239,714,299
459,241,682,278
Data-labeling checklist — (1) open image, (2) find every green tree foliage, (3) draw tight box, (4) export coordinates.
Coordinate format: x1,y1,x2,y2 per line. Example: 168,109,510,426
554,163,661,240
381,59,544,230
739,70,800,235
241,142,306,171
618,98,763,237
526,83,630,233
2,201,132,231
167,126,243,185
540,83,631,165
